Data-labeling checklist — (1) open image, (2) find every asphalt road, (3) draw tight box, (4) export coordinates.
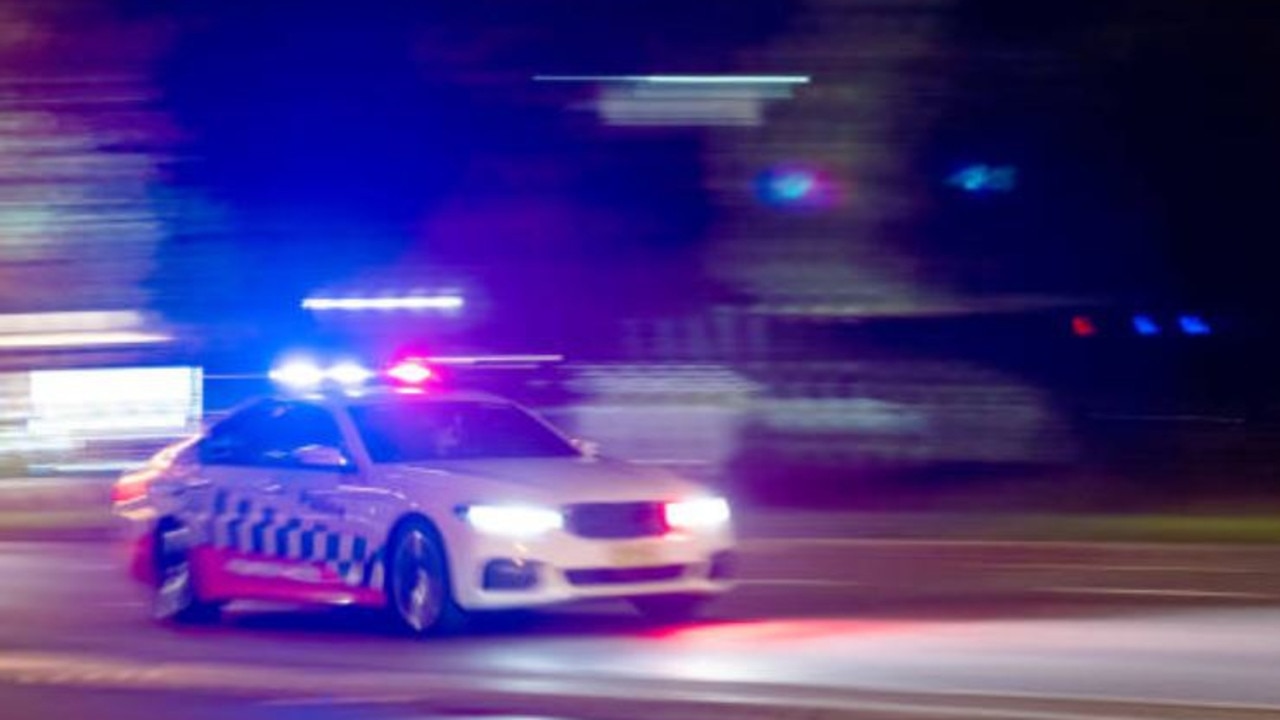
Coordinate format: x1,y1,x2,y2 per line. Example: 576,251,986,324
3,539,1280,719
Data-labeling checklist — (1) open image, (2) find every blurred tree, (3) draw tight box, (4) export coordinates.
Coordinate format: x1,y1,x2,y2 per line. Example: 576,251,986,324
703,0,960,319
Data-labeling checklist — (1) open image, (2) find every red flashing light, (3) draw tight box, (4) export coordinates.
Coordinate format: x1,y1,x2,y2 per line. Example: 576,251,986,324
1071,315,1097,338
387,359,435,385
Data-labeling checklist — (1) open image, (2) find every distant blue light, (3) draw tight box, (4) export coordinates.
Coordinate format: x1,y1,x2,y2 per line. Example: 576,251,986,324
756,165,833,208
1179,315,1212,335
771,172,816,201
950,166,987,192
947,164,1017,193
1132,315,1161,336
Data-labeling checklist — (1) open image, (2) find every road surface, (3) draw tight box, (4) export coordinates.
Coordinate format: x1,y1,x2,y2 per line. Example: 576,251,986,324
2,538,1280,719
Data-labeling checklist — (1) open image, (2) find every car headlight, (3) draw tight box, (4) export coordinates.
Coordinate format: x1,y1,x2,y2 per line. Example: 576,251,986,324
665,497,731,531
461,505,563,537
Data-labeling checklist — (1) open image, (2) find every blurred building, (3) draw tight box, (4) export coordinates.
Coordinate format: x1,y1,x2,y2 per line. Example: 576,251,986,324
0,0,177,367
0,2,194,469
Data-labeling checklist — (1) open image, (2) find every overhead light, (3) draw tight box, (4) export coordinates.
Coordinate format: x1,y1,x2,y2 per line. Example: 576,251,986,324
301,295,464,311
423,354,564,365
533,74,811,85
0,331,171,349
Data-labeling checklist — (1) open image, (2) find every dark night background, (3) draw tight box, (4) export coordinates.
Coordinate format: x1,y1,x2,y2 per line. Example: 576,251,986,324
3,0,1279,497
145,0,797,338
121,0,1279,336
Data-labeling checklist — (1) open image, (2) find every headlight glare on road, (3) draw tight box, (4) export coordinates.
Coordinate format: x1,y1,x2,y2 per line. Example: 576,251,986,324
665,497,731,531
463,505,563,537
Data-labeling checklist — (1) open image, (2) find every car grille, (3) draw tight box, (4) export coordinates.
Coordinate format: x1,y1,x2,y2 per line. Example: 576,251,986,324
564,565,686,586
565,502,666,539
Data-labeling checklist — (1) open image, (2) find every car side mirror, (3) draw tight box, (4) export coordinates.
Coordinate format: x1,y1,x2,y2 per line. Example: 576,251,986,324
291,445,353,472
571,438,601,458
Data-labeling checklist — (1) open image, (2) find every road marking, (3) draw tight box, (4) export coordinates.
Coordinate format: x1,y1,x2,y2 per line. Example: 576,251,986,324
2,650,1280,720
96,601,145,609
737,579,864,589
740,538,1265,552
1038,586,1275,600
1000,563,1259,574
260,694,427,707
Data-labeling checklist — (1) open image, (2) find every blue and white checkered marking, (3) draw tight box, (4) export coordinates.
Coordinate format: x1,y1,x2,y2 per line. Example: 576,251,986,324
209,489,384,588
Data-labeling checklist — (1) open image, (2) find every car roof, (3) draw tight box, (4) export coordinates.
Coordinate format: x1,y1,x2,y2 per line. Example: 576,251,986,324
289,388,515,410
204,389,521,427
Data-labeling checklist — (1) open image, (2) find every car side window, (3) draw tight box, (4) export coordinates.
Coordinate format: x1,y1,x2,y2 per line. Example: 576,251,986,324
199,402,280,466
257,403,347,470
200,401,347,470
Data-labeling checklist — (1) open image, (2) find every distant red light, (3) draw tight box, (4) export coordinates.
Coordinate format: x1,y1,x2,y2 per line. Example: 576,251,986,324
1071,315,1097,337
387,359,435,385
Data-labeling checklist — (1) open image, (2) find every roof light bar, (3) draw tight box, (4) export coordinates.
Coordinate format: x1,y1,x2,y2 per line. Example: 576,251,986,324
270,360,375,390
386,359,435,385
269,360,326,389
327,362,374,385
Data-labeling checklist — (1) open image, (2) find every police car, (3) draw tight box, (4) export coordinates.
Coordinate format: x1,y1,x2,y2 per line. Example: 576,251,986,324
113,359,735,634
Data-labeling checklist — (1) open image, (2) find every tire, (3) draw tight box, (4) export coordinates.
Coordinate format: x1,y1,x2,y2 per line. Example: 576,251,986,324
385,519,466,636
153,522,222,625
630,594,711,624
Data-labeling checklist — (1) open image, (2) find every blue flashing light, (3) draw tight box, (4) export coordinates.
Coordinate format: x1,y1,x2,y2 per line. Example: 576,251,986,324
1179,315,1212,336
327,362,374,385
269,359,374,390
1132,315,1161,336
269,359,325,389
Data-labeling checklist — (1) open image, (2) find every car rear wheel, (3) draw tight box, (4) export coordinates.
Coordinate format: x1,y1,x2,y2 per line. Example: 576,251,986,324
153,523,222,625
386,520,465,636
630,594,711,624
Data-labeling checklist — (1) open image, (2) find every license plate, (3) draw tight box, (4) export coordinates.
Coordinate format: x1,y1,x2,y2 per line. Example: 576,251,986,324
609,542,662,568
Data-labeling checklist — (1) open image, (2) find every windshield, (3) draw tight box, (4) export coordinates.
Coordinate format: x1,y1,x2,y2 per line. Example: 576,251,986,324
348,400,579,462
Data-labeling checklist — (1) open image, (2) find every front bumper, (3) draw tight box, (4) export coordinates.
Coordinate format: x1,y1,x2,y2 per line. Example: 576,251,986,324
447,524,736,610
114,506,158,585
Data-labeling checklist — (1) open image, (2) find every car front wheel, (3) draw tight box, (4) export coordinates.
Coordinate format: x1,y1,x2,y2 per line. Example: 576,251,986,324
385,520,466,636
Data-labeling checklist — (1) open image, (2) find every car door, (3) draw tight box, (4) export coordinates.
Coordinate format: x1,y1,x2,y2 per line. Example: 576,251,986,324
184,399,275,544
251,401,385,590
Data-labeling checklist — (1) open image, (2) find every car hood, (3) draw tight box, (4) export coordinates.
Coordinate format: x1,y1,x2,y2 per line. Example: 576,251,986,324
379,456,710,506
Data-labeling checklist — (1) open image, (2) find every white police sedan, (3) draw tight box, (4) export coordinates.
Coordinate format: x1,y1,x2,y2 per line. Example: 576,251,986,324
114,380,735,635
